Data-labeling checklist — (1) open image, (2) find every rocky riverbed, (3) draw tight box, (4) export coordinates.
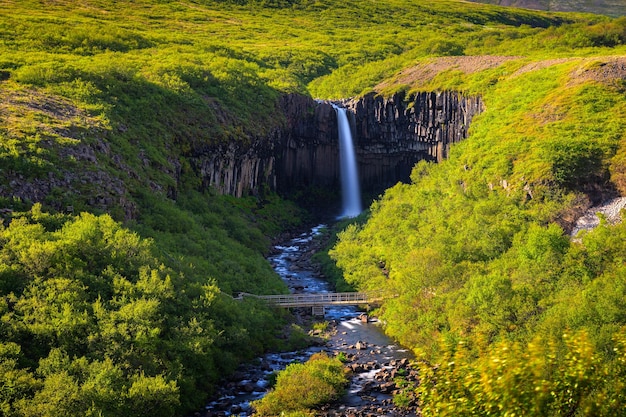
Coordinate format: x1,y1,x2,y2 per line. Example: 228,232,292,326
319,320,419,417
201,327,419,417
199,225,419,417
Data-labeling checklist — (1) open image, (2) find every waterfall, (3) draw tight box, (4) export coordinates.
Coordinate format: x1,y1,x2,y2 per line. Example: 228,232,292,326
333,104,362,218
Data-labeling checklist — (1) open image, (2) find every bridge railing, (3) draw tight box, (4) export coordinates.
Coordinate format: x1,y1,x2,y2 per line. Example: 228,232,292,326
238,290,388,308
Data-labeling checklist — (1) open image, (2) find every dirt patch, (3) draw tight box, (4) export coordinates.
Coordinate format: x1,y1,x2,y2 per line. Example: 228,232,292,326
488,55,626,85
570,56,626,85
376,55,626,93
511,58,575,76
374,55,519,91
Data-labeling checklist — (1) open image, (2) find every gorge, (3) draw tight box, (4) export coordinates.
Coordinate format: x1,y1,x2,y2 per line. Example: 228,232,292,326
190,91,484,205
4,2,626,416
1,90,483,219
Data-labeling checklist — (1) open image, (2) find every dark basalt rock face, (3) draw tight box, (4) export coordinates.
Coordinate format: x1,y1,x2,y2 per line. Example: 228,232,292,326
275,93,340,193
192,135,280,198
187,94,341,198
0,90,482,218
188,91,483,200
343,91,484,192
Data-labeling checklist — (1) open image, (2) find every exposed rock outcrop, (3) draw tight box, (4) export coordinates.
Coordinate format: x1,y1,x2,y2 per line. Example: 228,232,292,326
188,94,340,197
188,91,483,200
344,91,483,191
571,196,626,239
275,94,339,192
1,89,483,214
193,138,278,197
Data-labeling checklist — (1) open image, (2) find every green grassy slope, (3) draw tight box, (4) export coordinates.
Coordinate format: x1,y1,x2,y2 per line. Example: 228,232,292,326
1,0,623,211
1,0,626,415
330,28,626,417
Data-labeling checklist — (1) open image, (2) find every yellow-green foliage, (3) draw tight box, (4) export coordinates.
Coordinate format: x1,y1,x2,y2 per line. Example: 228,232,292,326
0,0,624,212
0,205,293,415
252,352,348,416
330,54,626,415
418,330,626,416
2,1,626,416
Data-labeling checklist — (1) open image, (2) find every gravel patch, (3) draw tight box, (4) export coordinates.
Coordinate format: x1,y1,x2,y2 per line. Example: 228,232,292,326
571,196,626,239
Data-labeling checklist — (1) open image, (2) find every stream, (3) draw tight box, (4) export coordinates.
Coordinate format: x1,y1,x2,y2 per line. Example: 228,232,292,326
202,225,418,417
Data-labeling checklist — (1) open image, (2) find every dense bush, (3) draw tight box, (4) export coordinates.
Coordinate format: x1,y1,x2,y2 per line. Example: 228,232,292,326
0,205,293,415
417,330,626,417
330,59,626,413
252,353,348,416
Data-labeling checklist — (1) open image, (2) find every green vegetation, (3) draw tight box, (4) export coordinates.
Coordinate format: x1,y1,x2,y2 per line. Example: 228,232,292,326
251,352,348,416
0,1,624,210
312,321,330,332
416,329,626,416
330,42,626,417
469,0,626,18
311,215,368,292
0,204,299,415
1,0,626,415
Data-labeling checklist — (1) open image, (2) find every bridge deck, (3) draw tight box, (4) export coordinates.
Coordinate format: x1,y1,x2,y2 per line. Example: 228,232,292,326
239,291,385,308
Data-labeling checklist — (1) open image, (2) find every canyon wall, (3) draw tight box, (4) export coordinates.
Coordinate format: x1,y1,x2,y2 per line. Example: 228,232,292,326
0,90,483,218
345,91,484,191
190,94,339,197
192,91,484,199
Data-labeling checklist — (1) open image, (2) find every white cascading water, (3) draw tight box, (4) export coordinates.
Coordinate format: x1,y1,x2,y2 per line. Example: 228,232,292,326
333,104,362,218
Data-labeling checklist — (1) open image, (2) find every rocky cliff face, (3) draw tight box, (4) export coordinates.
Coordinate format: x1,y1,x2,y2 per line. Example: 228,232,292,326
343,91,484,191
274,94,340,192
191,91,484,200
0,89,482,217
193,138,278,197
188,94,340,198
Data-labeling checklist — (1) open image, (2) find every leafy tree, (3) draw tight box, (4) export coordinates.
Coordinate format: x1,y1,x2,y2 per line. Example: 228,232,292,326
0,343,38,417
0,207,289,415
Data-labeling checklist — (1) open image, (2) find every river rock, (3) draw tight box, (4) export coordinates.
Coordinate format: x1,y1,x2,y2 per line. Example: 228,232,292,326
200,225,421,417
350,363,364,372
229,371,246,381
240,382,256,393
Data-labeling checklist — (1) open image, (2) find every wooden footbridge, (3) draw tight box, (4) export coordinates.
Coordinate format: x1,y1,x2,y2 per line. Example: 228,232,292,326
235,291,390,315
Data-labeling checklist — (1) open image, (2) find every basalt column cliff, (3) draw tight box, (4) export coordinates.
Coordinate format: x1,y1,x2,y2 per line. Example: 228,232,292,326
343,91,484,192
0,91,483,218
274,91,484,197
192,91,483,199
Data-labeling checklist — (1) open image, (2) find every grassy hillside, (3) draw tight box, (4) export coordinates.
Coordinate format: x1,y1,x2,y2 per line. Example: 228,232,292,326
1,0,623,211
1,0,626,415
329,24,626,417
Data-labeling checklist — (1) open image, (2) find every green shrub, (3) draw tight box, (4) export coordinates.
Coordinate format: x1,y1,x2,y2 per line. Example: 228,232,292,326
312,321,329,332
393,391,412,408
417,330,626,417
252,353,348,416
0,206,290,415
